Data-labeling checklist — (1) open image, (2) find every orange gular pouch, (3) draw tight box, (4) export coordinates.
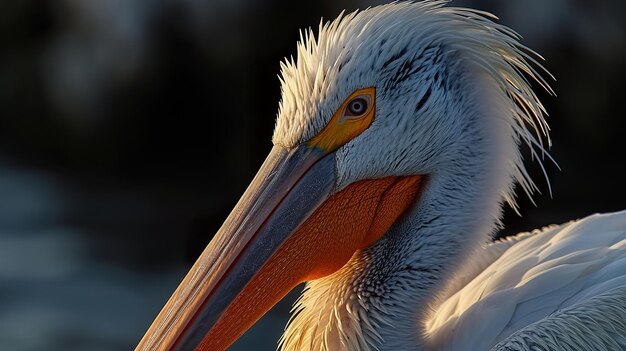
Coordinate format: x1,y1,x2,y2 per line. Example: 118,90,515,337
200,174,424,350
136,87,424,351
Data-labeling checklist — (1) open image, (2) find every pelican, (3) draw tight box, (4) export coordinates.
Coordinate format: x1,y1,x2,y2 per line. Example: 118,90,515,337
136,1,626,350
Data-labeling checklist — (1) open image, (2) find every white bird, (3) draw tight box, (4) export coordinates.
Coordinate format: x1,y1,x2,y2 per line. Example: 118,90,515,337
136,1,626,350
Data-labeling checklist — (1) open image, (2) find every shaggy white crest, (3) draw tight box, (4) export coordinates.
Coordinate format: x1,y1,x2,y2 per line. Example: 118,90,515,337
273,0,553,209
266,1,626,351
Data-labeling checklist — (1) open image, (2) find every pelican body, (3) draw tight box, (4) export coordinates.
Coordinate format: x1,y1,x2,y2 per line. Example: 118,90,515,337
136,1,626,350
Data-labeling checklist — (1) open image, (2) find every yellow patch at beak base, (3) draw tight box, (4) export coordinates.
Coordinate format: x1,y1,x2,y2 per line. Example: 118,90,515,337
307,87,376,153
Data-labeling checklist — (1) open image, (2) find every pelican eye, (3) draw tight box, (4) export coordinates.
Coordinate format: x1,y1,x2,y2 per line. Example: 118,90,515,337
307,87,376,154
346,97,368,116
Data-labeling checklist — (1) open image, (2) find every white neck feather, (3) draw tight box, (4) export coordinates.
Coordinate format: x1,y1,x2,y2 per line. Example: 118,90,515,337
280,71,514,351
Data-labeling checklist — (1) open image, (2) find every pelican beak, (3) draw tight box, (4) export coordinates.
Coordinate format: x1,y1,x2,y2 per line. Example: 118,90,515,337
136,145,424,351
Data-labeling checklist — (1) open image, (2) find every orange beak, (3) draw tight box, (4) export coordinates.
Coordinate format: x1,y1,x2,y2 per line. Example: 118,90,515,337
136,145,423,351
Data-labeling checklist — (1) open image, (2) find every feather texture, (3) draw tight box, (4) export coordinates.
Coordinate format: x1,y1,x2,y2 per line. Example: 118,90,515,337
492,285,626,351
427,211,626,350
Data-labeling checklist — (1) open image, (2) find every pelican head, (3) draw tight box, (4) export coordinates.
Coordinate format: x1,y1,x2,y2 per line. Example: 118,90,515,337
137,1,551,350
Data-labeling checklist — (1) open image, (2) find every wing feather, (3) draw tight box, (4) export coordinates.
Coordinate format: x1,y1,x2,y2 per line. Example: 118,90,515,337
427,210,626,350
491,285,626,351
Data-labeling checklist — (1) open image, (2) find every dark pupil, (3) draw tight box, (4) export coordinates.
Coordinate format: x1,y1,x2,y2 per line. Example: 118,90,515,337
348,98,367,115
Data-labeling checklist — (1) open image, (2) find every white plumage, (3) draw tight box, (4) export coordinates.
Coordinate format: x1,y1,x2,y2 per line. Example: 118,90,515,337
271,2,626,350
428,212,626,350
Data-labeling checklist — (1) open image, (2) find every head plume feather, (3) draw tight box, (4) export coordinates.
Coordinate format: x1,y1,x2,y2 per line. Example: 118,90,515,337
274,0,554,215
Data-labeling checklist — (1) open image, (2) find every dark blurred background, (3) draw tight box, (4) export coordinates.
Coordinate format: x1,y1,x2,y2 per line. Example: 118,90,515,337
0,0,624,350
